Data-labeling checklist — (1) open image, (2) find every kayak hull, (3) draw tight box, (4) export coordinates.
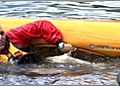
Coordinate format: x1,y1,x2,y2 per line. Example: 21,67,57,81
0,18,120,63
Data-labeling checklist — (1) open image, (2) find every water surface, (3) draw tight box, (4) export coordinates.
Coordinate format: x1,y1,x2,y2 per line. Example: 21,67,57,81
0,1,120,85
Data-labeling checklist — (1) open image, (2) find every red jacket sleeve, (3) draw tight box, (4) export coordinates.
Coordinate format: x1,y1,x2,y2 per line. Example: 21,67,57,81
6,20,62,47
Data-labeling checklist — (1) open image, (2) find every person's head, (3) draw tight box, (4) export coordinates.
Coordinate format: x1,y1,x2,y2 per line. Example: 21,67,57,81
0,25,6,51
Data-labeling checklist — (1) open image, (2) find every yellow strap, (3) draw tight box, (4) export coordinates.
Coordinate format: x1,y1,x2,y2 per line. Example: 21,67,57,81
9,43,27,56
0,43,27,64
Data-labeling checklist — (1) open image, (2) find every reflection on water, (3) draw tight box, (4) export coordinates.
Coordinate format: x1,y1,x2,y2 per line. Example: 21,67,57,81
0,1,120,85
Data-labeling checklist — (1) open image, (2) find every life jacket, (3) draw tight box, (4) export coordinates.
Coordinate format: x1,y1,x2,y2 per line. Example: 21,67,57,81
0,43,27,64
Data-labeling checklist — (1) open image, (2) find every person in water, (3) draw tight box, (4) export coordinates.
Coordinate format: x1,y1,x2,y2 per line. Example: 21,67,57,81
0,20,76,65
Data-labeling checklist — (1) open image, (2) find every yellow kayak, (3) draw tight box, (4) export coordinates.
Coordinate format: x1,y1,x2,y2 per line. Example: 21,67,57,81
0,18,120,63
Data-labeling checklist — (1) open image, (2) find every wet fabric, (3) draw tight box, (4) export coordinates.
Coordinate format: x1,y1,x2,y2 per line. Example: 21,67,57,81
6,20,62,47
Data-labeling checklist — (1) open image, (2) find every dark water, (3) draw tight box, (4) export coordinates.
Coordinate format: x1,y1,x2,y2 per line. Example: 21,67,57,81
0,1,120,20
0,1,120,85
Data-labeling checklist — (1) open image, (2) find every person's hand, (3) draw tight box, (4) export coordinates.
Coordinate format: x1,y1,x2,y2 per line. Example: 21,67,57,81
59,43,77,53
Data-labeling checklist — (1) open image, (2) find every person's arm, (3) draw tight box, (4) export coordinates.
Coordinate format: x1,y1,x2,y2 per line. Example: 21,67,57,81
33,20,76,53
6,20,76,53
40,20,76,53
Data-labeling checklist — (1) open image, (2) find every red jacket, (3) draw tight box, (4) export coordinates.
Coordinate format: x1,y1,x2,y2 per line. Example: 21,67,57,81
6,20,62,47
2,20,62,55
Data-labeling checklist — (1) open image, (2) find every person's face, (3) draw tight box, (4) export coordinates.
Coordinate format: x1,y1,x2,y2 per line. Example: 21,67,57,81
0,26,6,51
